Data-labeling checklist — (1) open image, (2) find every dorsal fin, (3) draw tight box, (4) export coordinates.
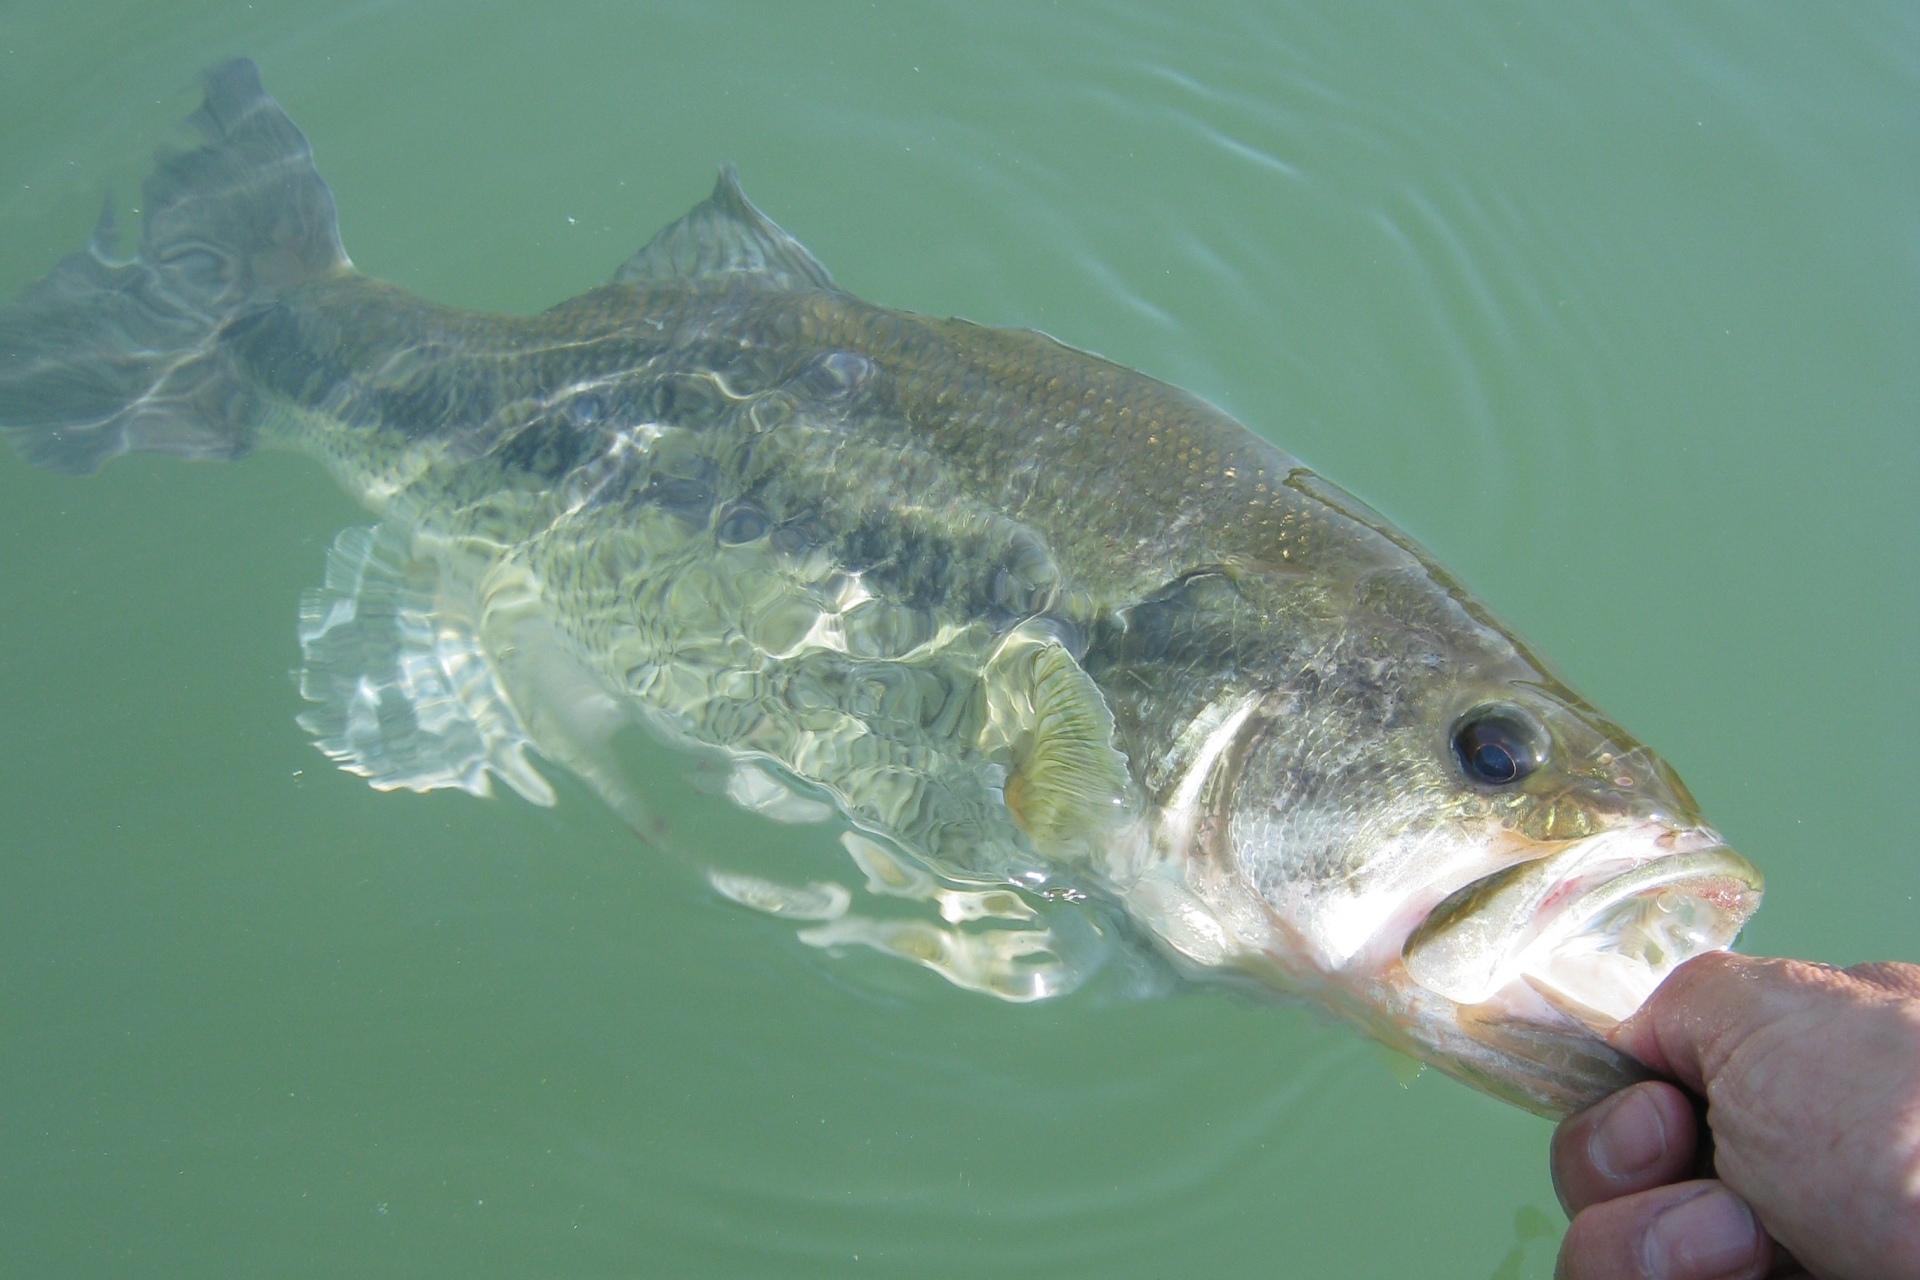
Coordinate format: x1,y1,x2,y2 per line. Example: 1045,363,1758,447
613,164,836,291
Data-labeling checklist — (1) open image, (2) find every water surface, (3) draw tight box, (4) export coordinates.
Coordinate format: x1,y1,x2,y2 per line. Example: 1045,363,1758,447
1,3,1914,1276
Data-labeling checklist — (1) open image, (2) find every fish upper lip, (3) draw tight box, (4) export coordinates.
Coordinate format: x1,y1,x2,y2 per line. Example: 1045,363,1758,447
1400,828,1763,1018
1528,846,1761,942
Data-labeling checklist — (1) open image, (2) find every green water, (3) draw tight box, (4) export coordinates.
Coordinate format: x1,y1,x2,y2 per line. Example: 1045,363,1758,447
0,3,1913,1276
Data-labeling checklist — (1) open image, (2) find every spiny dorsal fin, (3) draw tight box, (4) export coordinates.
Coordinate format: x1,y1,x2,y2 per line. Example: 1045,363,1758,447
613,164,836,291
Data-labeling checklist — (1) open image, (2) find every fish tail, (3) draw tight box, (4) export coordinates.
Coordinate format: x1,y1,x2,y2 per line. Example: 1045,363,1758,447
0,58,348,473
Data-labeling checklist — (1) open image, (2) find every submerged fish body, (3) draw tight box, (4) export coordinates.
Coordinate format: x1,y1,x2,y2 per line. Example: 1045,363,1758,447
0,61,1760,1115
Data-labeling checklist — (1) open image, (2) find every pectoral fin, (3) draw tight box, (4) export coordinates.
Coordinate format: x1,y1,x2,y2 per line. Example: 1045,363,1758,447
296,525,554,805
979,623,1138,852
711,832,1087,1004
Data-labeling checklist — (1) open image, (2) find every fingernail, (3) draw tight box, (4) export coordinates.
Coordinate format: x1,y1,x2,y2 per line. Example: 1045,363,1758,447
1640,1187,1763,1280
1587,1086,1667,1180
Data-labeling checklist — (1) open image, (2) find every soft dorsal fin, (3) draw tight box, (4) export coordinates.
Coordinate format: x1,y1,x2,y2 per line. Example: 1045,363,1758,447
613,164,836,290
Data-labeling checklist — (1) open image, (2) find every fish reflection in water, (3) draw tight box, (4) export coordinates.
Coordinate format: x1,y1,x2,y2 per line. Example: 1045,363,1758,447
0,59,1760,1117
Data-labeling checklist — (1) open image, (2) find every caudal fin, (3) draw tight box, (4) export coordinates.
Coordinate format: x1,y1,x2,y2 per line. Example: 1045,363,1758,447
0,58,348,473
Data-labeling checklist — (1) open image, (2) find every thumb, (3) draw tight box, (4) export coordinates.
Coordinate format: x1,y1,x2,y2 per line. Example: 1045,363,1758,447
1606,951,1869,1092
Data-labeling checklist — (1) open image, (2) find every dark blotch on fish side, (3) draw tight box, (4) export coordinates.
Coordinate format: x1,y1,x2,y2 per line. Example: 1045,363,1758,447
565,394,604,427
645,474,715,524
568,373,674,432
770,513,827,556
365,357,500,441
796,350,873,401
841,511,956,613
228,306,348,410
716,501,771,545
987,528,1058,621
749,391,796,432
1086,568,1243,673
651,372,731,428
495,415,591,480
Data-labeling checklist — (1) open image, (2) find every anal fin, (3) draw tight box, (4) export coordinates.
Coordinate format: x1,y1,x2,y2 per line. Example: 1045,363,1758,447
711,831,1102,1004
296,525,554,805
724,761,835,824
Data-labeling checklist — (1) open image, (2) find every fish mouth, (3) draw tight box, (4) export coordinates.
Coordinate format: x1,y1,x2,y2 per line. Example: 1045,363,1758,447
1400,827,1763,1030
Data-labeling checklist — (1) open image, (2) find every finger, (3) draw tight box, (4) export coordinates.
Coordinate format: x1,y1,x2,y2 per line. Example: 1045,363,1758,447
1551,1080,1699,1215
1607,952,1877,1091
1557,1180,1774,1280
1845,960,1920,997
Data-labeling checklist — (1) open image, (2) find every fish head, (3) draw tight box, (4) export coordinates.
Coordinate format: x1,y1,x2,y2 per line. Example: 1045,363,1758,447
1217,569,1761,1115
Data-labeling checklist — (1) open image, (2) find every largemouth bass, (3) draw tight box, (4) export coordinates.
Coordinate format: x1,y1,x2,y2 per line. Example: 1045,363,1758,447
0,61,1760,1116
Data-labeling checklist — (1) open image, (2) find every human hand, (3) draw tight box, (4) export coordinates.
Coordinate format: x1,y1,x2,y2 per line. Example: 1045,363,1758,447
1551,952,1920,1280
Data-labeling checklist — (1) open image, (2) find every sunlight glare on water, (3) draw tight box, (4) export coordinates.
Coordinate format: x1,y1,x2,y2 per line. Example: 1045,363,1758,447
0,2,1913,1276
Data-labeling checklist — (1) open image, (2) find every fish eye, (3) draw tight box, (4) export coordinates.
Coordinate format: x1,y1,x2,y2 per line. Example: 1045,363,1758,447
1451,708,1545,785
